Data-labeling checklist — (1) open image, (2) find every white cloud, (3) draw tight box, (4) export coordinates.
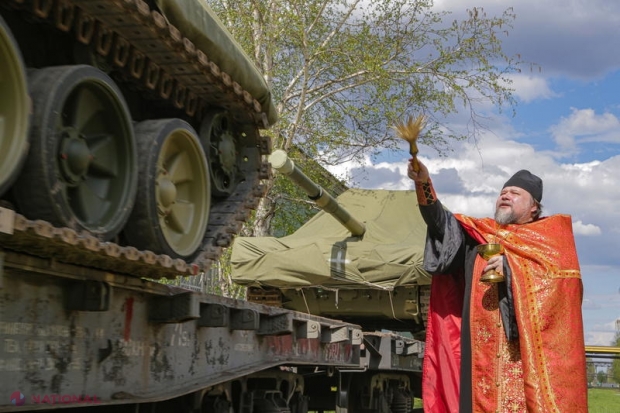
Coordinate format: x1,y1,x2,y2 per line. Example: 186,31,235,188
549,109,620,155
506,74,558,103
572,220,602,236
434,0,620,79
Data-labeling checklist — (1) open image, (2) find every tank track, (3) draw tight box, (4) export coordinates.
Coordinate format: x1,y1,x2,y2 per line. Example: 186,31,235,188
0,0,273,279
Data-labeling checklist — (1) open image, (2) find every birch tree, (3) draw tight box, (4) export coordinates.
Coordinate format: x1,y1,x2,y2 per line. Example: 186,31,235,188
211,0,526,236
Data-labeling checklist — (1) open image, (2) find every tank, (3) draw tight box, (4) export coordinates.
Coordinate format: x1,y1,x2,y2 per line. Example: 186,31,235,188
231,150,432,336
0,0,276,278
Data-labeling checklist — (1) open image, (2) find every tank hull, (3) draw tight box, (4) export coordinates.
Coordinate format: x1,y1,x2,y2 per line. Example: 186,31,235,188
0,0,274,276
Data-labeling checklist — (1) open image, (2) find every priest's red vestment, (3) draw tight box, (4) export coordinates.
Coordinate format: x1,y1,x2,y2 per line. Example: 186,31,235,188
422,214,588,412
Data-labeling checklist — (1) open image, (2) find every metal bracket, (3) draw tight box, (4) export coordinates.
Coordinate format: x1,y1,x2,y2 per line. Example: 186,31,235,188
149,292,200,323
230,309,260,330
198,303,230,327
258,313,293,335
296,320,321,339
394,339,423,356
321,325,350,343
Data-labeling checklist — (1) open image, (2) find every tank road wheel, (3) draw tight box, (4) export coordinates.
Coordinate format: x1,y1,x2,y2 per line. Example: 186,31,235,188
200,110,241,197
0,15,29,196
12,65,137,240
123,119,210,260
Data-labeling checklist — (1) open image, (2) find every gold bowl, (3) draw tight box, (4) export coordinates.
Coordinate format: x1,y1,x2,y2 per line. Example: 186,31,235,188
476,243,504,283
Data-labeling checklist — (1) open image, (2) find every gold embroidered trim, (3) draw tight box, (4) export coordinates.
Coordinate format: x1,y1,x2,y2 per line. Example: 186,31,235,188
548,269,581,279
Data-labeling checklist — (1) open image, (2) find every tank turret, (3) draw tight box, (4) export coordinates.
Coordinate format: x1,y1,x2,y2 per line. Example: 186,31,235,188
268,150,365,237
232,152,432,334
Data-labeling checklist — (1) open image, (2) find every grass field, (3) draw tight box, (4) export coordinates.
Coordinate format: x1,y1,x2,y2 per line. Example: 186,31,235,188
588,388,620,413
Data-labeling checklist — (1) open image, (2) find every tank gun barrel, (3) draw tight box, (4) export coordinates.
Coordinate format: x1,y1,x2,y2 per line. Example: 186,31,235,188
268,150,366,237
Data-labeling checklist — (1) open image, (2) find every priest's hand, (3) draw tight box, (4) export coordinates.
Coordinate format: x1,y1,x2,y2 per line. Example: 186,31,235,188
407,158,430,183
484,255,504,276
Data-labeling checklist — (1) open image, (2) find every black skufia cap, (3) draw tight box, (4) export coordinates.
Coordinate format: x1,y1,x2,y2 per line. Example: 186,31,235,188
502,170,543,202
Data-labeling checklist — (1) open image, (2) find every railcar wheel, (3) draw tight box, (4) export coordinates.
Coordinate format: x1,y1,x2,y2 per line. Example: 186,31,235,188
124,119,210,259
0,15,29,196
13,65,137,240
200,110,241,197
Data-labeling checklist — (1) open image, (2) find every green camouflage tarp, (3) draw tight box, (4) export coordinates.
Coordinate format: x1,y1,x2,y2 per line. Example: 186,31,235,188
231,189,432,290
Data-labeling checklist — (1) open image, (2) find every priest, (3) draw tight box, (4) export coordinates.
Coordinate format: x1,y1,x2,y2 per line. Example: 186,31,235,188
407,160,588,413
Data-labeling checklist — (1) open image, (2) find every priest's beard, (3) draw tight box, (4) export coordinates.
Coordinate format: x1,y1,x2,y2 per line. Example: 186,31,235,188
495,208,518,225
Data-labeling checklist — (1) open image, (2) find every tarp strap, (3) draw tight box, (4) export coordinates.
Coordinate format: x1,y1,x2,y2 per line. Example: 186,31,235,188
300,288,311,314
389,290,401,321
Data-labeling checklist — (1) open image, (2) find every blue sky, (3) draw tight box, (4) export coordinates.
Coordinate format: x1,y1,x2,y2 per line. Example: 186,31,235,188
327,0,620,345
